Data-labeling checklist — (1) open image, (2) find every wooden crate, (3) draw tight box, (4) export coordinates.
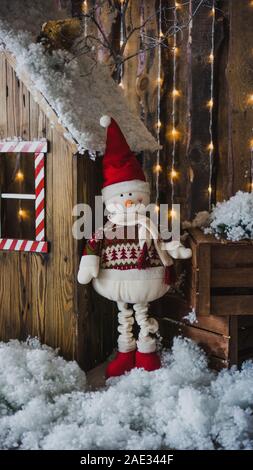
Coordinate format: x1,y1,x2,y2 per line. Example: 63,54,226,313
153,296,253,370
153,228,253,369
186,228,253,316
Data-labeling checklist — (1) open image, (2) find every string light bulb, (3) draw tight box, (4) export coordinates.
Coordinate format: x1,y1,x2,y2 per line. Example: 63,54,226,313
172,46,179,56
18,208,25,218
153,164,162,173
175,1,181,9
247,94,253,106
208,141,214,151
172,88,180,98
155,205,160,213
168,127,180,141
16,171,24,182
209,53,214,63
211,5,215,16
170,168,178,180
119,81,124,89
207,99,213,109
208,185,212,195
157,120,162,129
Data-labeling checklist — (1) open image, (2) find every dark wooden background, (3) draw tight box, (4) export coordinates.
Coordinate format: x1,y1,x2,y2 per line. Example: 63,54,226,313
73,0,253,219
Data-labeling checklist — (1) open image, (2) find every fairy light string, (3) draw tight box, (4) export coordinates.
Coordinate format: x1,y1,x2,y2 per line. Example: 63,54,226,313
154,0,163,211
207,0,215,208
170,1,179,207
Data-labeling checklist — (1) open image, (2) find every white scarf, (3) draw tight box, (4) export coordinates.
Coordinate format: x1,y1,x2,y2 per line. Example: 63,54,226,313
106,211,177,267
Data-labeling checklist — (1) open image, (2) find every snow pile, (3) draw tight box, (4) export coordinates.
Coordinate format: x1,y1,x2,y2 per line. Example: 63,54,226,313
1,337,253,450
205,191,253,241
0,0,158,153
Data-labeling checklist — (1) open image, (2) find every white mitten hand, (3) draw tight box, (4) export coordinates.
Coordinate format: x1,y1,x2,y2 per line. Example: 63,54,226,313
165,241,192,260
77,255,100,284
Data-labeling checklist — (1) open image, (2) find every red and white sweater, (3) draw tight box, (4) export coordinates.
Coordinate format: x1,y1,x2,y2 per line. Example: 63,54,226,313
80,223,175,284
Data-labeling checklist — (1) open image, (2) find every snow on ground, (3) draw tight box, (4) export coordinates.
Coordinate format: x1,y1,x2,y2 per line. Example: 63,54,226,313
204,191,253,241
0,0,158,153
0,337,253,450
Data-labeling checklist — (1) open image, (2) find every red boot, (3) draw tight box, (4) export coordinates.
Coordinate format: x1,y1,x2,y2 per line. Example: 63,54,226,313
135,351,161,372
106,351,136,378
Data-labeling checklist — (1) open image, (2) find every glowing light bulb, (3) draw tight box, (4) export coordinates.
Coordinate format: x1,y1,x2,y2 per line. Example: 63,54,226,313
157,120,162,129
154,164,162,173
211,6,215,16
120,39,124,47
208,141,214,151
16,171,24,181
247,94,253,105
208,185,212,194
168,127,180,141
172,88,180,98
157,77,163,85
18,209,25,217
119,81,124,89
172,47,179,56
209,53,214,63
82,0,87,12
170,168,178,180
175,1,181,9
159,31,164,38
170,209,177,219
207,99,213,109
155,205,160,213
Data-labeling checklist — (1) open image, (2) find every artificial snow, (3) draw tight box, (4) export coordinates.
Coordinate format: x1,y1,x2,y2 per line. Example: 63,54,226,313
0,0,158,153
205,191,253,241
0,337,253,450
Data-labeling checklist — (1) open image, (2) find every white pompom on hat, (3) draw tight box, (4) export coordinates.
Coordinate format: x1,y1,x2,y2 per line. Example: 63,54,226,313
100,115,111,128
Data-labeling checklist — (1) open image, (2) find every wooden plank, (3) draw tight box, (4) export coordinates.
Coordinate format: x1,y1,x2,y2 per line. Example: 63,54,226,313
44,129,76,360
211,268,253,288
159,317,229,360
225,0,253,194
5,52,78,154
197,244,211,315
187,1,216,215
211,295,253,316
238,325,253,352
212,245,253,268
0,53,7,138
228,316,238,366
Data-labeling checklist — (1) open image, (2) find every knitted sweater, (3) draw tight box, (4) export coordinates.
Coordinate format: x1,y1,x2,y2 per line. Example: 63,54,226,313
82,223,174,283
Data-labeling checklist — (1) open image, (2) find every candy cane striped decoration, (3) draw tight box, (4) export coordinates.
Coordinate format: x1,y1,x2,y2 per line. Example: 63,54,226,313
0,140,47,154
0,239,48,253
35,152,45,241
0,140,48,253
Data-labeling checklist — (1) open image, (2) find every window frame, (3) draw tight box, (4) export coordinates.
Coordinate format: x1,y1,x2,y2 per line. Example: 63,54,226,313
0,140,48,253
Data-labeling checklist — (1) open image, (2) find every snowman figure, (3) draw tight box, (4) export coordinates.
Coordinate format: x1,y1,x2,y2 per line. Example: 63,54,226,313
78,116,191,378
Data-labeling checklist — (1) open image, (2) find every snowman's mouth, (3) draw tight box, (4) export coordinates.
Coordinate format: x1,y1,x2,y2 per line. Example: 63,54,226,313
106,202,146,214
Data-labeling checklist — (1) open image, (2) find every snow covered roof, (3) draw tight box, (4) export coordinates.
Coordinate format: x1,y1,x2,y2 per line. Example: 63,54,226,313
0,0,158,154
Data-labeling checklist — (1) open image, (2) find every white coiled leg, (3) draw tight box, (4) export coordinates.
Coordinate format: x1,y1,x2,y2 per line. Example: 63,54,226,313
133,303,159,353
117,301,136,353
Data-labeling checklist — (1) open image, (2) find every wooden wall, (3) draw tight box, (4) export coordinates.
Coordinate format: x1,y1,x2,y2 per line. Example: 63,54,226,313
0,52,117,370
93,0,253,218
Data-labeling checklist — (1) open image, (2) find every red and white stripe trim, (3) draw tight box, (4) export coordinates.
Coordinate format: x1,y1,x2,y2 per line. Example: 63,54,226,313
0,239,48,253
0,140,48,252
0,140,47,154
35,152,45,241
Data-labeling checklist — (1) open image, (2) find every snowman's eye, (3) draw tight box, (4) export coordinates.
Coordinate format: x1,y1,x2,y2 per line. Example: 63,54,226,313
120,194,123,197
129,193,132,196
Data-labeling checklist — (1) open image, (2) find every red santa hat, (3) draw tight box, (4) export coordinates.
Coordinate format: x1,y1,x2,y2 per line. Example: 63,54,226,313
100,115,150,202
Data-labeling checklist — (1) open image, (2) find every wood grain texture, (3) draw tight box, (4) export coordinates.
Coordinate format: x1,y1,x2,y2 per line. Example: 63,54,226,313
225,0,253,194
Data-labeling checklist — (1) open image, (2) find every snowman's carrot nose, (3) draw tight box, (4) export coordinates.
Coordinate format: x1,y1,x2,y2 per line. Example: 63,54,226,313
125,199,134,207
